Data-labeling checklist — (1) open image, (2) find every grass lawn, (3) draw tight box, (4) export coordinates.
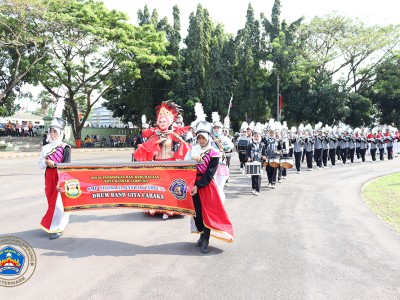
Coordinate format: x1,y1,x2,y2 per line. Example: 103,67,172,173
362,173,400,233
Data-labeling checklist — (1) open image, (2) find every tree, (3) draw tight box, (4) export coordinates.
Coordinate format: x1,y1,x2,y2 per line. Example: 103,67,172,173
0,0,49,115
260,0,304,124
366,52,400,125
303,14,400,92
104,5,179,126
233,3,264,123
182,4,212,107
344,93,375,127
33,0,172,140
204,24,233,115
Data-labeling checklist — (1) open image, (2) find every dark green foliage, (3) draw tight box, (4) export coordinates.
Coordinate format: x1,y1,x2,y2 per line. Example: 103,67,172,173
366,53,400,126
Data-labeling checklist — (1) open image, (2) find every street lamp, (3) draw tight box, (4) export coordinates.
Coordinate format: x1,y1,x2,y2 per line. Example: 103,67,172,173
260,61,280,122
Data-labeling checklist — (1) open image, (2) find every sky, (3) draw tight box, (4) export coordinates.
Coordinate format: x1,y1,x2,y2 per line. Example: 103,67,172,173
101,0,399,35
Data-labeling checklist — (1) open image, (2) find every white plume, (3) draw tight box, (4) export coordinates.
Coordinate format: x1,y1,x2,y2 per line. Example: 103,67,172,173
194,102,206,122
254,122,263,134
274,121,282,131
338,121,347,130
305,123,312,131
314,121,323,130
211,111,220,124
141,114,147,124
54,98,65,118
269,118,275,127
224,115,230,128
240,121,248,131
248,121,255,130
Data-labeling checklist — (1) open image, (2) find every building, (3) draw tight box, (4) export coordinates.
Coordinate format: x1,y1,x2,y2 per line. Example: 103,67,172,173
87,106,125,128
0,112,44,126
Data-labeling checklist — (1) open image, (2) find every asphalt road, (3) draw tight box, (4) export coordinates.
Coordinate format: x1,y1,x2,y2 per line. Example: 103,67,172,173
1,149,400,299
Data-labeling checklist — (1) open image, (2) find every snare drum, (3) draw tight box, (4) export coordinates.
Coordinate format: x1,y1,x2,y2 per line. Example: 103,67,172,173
245,162,262,176
280,158,294,169
268,158,280,168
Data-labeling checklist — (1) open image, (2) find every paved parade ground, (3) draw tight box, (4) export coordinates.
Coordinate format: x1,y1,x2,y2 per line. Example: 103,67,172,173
1,149,400,299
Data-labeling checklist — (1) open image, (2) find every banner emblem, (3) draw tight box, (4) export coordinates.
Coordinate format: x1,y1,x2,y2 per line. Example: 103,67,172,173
169,179,188,200
65,179,82,199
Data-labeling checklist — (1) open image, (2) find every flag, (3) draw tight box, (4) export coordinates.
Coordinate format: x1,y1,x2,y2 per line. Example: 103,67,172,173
279,94,283,111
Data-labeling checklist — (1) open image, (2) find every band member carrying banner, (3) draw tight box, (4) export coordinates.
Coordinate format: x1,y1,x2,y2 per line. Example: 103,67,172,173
186,121,234,254
38,99,71,240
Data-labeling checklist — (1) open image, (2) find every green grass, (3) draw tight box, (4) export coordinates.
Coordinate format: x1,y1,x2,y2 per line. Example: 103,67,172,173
362,173,400,233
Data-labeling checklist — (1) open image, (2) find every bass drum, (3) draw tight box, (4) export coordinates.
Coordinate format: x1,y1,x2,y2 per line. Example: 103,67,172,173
268,158,280,168
280,158,294,169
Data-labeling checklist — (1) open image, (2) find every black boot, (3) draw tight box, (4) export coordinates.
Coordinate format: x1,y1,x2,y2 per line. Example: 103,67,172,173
49,232,63,240
196,234,204,247
201,239,209,254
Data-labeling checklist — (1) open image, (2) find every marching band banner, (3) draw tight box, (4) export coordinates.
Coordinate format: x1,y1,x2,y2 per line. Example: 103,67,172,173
57,161,197,215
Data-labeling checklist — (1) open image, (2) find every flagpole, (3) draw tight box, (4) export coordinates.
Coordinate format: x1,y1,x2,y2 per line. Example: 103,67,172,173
227,95,233,117
277,74,280,122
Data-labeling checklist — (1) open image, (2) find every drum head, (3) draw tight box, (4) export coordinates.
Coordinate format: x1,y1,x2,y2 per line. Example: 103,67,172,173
281,162,293,169
270,162,280,168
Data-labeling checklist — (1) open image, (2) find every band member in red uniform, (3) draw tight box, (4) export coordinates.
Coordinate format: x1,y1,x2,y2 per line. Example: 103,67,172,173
134,101,189,219
134,101,189,162
187,121,234,254
38,100,71,239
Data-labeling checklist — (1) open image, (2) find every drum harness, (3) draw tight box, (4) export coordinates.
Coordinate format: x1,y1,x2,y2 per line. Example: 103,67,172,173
250,141,264,163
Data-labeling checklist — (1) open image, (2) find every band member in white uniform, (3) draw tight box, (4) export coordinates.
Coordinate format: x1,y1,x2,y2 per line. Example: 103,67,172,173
264,129,278,188
245,129,266,195
322,131,329,167
291,131,304,173
328,133,337,167
211,119,234,190
304,131,314,171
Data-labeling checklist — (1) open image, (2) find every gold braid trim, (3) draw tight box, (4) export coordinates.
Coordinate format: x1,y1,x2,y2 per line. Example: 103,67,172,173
212,136,226,161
